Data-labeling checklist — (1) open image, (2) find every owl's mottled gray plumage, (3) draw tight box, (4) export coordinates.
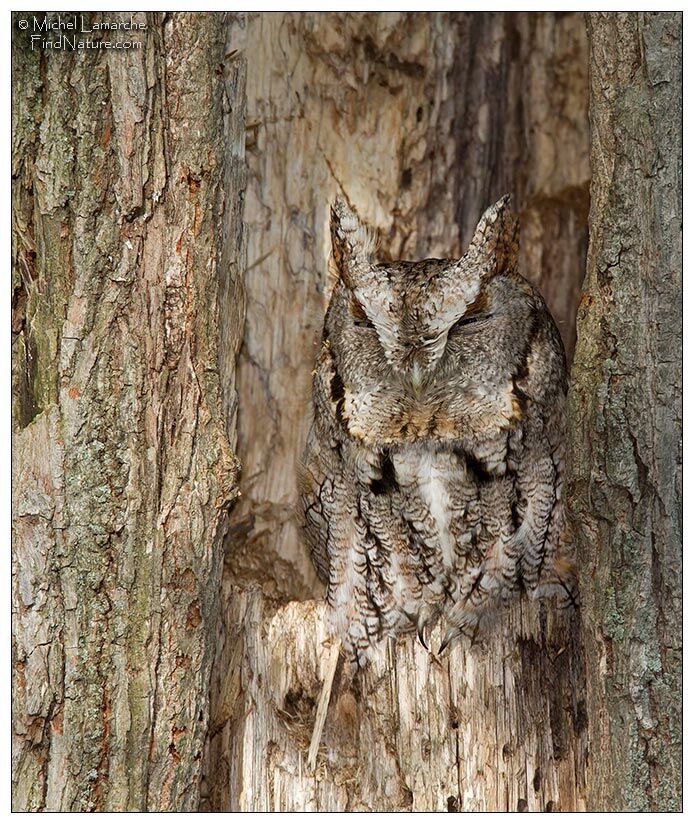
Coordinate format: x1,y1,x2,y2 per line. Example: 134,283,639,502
299,196,577,665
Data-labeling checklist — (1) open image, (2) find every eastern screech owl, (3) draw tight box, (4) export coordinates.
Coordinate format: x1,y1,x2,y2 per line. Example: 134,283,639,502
299,196,576,665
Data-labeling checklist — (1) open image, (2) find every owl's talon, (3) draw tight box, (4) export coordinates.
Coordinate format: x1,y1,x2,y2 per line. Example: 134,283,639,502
417,624,429,651
404,609,430,650
438,628,457,655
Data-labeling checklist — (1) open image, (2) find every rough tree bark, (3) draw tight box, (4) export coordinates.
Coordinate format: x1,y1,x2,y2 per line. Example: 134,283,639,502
12,12,244,811
568,12,682,811
204,12,590,811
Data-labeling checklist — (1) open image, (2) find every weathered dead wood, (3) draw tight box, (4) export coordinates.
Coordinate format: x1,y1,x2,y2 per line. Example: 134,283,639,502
205,12,590,811
215,589,586,812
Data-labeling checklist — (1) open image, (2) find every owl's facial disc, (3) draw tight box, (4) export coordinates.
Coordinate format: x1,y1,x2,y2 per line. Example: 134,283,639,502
343,252,500,388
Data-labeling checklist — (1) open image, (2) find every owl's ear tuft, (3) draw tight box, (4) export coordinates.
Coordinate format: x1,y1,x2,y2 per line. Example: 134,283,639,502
330,198,378,286
466,195,519,276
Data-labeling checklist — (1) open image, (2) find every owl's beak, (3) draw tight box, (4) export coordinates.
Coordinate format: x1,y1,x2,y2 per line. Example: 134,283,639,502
410,362,424,398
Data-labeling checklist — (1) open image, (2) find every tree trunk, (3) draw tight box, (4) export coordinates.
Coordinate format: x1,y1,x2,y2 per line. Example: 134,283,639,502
12,12,244,811
204,11,590,811
567,12,682,812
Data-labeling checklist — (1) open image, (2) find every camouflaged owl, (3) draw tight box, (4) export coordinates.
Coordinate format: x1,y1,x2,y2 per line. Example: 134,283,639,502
299,196,577,665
